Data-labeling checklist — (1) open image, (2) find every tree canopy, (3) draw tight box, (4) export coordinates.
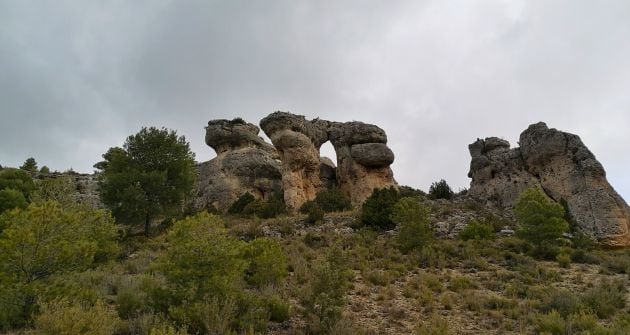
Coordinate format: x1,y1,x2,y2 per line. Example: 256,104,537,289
94,127,196,236
19,158,37,173
515,187,569,258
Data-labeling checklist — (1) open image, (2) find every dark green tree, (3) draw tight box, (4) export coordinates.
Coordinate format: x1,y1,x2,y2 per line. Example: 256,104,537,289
19,158,37,173
0,168,35,197
94,127,196,236
39,166,50,174
428,179,454,200
515,188,569,258
359,186,400,230
0,189,28,215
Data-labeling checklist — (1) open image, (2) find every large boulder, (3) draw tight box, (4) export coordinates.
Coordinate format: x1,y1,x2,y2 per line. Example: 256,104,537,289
328,121,396,205
194,118,282,212
468,122,630,247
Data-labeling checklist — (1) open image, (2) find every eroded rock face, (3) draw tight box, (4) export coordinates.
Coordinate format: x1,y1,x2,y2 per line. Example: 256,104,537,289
195,118,282,211
328,121,396,206
260,112,396,210
469,122,630,247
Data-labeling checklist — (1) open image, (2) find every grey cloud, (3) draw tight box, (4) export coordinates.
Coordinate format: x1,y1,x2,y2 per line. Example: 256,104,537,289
1,0,629,200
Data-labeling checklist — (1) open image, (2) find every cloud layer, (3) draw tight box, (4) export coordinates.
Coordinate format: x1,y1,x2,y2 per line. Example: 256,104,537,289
1,0,629,199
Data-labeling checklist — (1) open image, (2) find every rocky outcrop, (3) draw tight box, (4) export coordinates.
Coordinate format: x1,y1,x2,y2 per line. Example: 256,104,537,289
469,122,630,247
260,112,329,211
328,121,396,206
195,118,283,211
260,112,397,210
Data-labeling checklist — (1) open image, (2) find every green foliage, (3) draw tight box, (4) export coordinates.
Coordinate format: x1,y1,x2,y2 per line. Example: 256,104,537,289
0,189,28,215
428,179,454,200
359,186,400,230
313,187,352,213
34,300,120,335
243,192,286,219
556,252,571,268
159,212,246,300
228,192,255,214
19,157,37,173
30,176,77,208
515,188,569,258
39,166,51,174
392,197,432,252
300,201,324,224
94,127,196,236
243,238,288,288
582,279,626,319
399,185,426,199
303,248,351,333
0,201,118,328
0,168,35,198
459,219,495,241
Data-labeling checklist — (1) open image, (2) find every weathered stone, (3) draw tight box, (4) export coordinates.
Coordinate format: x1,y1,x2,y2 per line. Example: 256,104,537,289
260,112,329,211
195,118,283,212
350,143,395,167
468,122,630,247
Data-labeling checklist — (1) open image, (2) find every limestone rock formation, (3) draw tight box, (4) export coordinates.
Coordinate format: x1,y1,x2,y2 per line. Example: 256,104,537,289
328,121,396,206
195,118,283,211
260,112,329,211
468,122,630,247
260,112,396,210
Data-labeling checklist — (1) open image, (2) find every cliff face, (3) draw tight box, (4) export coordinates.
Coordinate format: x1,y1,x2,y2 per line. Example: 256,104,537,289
468,122,630,247
194,119,283,211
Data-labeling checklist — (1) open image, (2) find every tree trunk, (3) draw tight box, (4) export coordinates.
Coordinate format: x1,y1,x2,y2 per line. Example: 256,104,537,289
144,214,150,237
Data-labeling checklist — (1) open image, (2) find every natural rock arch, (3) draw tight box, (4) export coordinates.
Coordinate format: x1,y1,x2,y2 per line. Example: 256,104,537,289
260,111,396,211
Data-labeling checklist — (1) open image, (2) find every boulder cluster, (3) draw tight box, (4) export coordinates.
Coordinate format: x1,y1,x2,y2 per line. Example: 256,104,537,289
196,112,397,212
468,122,630,247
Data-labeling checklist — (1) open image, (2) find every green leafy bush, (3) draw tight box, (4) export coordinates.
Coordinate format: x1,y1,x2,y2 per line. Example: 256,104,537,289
243,238,288,288
428,179,454,200
582,279,626,319
313,187,351,213
228,192,255,214
515,188,569,259
392,197,432,252
243,192,286,219
0,168,35,200
359,187,400,230
459,219,495,241
0,189,28,215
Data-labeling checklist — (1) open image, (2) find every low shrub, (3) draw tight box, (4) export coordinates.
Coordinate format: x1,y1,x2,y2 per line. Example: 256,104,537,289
35,300,120,335
228,192,255,214
314,187,352,212
459,219,495,241
428,179,454,200
393,197,432,252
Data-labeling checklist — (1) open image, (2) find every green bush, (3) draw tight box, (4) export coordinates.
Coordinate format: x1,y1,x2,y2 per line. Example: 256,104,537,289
582,279,626,319
243,238,288,288
243,192,286,219
515,188,569,259
428,179,454,200
228,192,255,215
459,219,495,241
392,197,432,252
359,187,400,230
313,187,352,213
34,300,120,335
303,248,351,333
0,189,28,215
0,168,35,200
556,252,571,268
266,296,290,322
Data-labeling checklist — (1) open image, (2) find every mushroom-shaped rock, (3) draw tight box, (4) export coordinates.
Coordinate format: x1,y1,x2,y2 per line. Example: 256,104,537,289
195,118,282,212
328,121,397,206
260,112,329,211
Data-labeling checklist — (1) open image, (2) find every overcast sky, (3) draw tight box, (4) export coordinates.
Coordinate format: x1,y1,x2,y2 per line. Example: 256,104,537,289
1,0,629,200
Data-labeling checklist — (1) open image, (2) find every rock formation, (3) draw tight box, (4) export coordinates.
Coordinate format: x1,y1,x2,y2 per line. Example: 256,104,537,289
468,122,630,247
195,118,283,211
260,112,330,211
260,112,396,210
328,121,396,206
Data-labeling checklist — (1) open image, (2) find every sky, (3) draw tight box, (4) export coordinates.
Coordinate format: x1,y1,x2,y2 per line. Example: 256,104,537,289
1,0,629,200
